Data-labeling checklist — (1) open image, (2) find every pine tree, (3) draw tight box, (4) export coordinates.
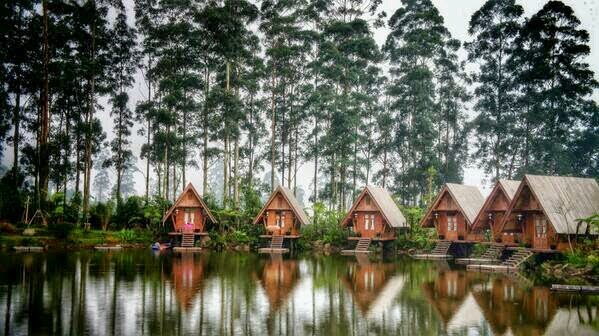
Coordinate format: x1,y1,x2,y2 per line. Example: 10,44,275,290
105,3,139,205
512,1,598,176
466,0,524,182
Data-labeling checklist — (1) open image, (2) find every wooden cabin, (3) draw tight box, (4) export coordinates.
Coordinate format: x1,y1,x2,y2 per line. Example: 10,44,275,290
259,254,300,312
498,175,599,251
471,180,520,244
162,183,217,239
253,185,310,237
340,186,408,241
420,184,485,241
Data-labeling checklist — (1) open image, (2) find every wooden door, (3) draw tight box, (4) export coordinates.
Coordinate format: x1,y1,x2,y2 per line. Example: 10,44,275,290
445,215,458,241
533,215,548,250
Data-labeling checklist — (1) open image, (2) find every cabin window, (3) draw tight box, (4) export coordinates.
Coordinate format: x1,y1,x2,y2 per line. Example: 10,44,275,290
535,216,547,237
364,214,375,230
184,209,194,225
447,216,457,231
276,211,285,228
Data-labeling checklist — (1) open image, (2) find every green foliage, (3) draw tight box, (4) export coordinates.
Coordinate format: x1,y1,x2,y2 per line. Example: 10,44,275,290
113,196,145,228
113,228,154,244
49,222,74,240
470,244,488,258
300,202,348,248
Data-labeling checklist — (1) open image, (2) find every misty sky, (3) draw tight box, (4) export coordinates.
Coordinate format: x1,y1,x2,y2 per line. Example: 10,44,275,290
3,0,598,200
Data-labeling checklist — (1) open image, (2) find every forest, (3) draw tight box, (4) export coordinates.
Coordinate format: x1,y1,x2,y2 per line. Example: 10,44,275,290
0,0,597,229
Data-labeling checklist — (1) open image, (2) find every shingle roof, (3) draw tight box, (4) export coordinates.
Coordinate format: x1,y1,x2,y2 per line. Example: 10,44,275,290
445,183,485,225
524,175,599,234
341,186,408,229
253,185,310,226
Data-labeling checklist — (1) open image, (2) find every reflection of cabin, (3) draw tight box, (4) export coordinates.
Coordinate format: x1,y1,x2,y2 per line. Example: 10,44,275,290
162,183,217,240
341,256,401,316
472,277,558,336
471,180,520,244
420,184,485,242
259,254,300,312
253,185,309,237
341,186,408,241
421,270,470,325
498,175,599,251
171,254,206,310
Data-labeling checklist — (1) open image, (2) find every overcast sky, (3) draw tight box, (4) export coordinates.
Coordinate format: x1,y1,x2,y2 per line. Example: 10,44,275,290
3,0,598,199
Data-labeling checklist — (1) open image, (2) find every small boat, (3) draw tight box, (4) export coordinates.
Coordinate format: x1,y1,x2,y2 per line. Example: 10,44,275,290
151,242,171,251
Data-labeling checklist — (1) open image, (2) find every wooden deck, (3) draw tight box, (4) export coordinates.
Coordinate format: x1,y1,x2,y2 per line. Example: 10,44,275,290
454,258,500,265
258,248,289,254
168,232,209,236
173,247,202,253
13,246,45,252
94,246,123,251
347,236,395,241
551,284,599,294
466,264,518,273
340,249,371,255
259,234,300,239
411,254,453,260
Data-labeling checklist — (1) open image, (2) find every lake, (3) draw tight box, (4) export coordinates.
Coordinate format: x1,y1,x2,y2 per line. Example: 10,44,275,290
0,250,598,335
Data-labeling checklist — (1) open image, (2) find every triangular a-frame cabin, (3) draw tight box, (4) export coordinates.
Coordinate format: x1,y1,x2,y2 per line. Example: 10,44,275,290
471,180,520,244
253,185,309,236
340,186,408,241
162,183,216,234
498,175,599,251
420,183,485,241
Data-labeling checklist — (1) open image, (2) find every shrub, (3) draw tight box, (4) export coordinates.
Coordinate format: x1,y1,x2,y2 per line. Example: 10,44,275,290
300,202,348,248
116,229,137,243
0,222,17,234
49,222,74,239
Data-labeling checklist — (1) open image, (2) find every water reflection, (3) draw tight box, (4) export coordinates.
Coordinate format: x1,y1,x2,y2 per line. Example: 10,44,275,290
0,251,597,335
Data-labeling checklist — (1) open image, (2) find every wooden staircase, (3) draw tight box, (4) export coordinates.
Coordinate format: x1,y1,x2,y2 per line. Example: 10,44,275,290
501,249,534,268
181,233,195,248
270,235,284,249
431,241,452,255
355,238,372,253
258,235,289,253
481,244,505,260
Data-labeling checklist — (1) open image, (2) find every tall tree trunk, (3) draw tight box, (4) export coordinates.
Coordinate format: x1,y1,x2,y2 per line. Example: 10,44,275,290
82,12,96,223
203,69,210,194
223,62,230,206
270,70,276,191
145,60,152,201
12,87,20,178
39,0,50,202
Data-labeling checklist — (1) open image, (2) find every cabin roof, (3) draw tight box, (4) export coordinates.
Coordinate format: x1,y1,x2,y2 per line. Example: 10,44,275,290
162,183,217,224
253,185,310,226
422,183,485,227
517,175,599,235
342,186,408,228
498,179,520,200
472,180,520,231
445,184,486,224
